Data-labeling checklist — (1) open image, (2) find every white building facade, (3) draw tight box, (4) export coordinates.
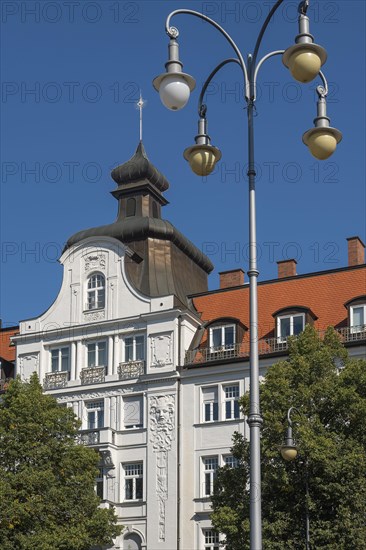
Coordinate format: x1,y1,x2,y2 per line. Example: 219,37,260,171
13,142,366,549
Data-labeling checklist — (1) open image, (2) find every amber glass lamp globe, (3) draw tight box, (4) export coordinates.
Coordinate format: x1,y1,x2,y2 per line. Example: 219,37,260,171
283,43,327,84
280,445,298,462
183,145,222,177
287,49,322,83
303,126,342,160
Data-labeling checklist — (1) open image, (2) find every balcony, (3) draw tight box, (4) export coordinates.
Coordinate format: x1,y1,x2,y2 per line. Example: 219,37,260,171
118,360,145,380
79,429,100,445
185,325,366,365
80,366,106,385
78,428,116,446
44,371,69,390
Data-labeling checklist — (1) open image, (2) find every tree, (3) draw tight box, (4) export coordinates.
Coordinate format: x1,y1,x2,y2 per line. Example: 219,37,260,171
0,374,122,550
211,326,366,549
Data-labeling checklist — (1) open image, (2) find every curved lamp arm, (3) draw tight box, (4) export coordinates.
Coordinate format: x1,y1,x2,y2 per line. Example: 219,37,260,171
198,58,242,116
165,9,249,98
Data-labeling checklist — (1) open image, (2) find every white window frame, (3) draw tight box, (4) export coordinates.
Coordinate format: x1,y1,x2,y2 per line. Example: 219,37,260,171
224,454,239,468
123,334,145,362
87,340,107,368
86,400,104,429
95,467,105,500
203,528,220,550
202,386,219,423
201,382,241,423
350,304,366,333
202,456,218,497
86,272,105,311
50,346,70,373
223,384,240,420
277,313,305,342
123,395,143,429
123,462,143,501
209,324,236,352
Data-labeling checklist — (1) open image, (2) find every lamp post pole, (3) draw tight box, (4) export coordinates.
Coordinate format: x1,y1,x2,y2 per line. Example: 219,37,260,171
153,2,341,548
280,406,311,550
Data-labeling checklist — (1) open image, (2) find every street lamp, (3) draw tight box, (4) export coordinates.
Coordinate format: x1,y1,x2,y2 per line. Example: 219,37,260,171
153,1,341,548
280,407,310,550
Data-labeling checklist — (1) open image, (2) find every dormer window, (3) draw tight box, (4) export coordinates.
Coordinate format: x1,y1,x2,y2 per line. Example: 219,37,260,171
273,306,316,344
209,324,235,352
350,305,366,333
277,313,305,342
87,273,105,310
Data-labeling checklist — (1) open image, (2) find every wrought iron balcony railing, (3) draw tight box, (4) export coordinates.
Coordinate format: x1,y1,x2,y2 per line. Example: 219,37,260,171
79,429,100,445
185,325,366,365
118,360,145,380
80,366,106,385
44,371,69,390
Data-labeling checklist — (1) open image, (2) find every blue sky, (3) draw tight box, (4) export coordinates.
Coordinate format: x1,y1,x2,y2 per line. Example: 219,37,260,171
1,0,365,326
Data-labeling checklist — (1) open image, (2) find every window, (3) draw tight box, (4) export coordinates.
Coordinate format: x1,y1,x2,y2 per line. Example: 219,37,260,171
204,529,219,550
124,463,143,500
224,455,239,468
277,313,305,342
126,198,136,217
86,401,104,429
203,456,218,496
87,340,107,368
224,384,240,420
123,395,143,429
87,273,105,310
51,347,69,372
95,468,104,499
124,335,145,362
202,387,218,422
209,324,235,352
350,304,366,333
201,383,241,423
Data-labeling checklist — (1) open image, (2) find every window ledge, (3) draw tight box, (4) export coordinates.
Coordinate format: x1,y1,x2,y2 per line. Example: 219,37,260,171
122,500,146,507
194,418,244,428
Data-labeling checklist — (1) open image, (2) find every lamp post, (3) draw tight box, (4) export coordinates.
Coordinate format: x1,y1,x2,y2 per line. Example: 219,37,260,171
280,407,310,550
152,1,341,548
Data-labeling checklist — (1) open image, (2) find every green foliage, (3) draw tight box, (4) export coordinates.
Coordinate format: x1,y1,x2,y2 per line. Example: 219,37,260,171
0,374,122,550
211,326,366,549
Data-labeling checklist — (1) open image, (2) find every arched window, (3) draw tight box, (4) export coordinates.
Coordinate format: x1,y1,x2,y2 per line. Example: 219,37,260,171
126,198,136,217
123,532,142,550
87,273,105,310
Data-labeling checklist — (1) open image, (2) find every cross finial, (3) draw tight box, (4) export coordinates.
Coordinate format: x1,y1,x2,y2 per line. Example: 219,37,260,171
137,92,146,141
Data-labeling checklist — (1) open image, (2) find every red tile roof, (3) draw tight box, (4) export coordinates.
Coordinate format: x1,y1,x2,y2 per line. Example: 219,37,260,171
192,266,366,342
0,327,18,362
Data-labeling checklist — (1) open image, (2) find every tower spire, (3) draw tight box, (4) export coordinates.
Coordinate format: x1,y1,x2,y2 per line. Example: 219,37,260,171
137,92,146,142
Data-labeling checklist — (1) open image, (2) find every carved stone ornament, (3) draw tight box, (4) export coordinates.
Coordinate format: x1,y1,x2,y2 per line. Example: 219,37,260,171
150,333,173,368
149,394,175,542
56,384,147,402
84,253,106,272
83,310,105,322
80,366,106,385
118,360,145,380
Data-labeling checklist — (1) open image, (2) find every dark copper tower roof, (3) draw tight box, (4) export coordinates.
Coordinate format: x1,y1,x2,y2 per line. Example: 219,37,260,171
111,141,169,192
64,141,213,306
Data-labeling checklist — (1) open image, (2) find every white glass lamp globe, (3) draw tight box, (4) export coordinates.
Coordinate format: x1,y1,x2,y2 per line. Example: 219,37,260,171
159,75,191,111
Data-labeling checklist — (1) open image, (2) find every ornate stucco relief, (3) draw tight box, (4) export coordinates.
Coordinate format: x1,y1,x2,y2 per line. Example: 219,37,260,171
149,394,175,542
150,332,173,368
83,253,106,272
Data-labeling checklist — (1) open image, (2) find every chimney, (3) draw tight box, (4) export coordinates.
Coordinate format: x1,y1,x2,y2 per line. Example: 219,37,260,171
277,259,297,279
219,269,245,289
347,236,365,266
